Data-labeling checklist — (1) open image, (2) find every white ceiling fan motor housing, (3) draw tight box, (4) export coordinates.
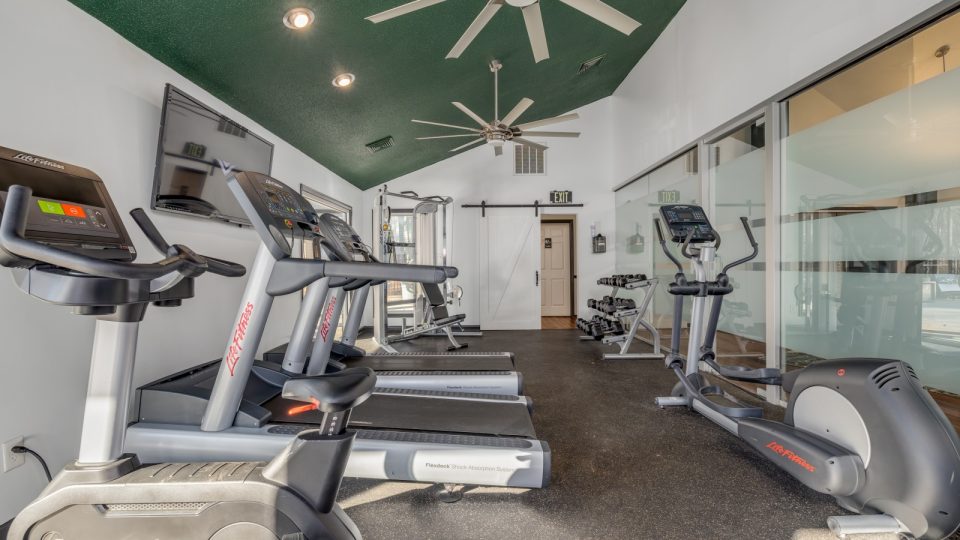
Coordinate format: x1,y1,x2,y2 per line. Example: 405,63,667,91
506,0,539,7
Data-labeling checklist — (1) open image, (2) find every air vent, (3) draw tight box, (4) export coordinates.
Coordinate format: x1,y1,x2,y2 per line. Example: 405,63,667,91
515,143,545,175
871,365,903,390
366,136,395,153
578,54,606,75
217,118,247,138
905,364,919,380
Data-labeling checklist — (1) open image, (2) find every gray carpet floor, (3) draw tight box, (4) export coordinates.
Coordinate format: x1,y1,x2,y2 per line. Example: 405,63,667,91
340,329,848,540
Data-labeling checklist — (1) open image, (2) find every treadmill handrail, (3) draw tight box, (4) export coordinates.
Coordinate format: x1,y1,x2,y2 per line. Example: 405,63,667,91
266,258,457,296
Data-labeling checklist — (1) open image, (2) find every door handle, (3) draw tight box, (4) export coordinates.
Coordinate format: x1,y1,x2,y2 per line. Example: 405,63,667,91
535,271,539,286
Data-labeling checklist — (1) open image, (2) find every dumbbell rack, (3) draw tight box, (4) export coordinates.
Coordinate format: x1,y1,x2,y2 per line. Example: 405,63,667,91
579,277,664,360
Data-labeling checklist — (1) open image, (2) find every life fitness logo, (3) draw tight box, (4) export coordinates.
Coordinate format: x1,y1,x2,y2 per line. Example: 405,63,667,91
13,153,65,170
766,441,816,473
319,297,338,342
226,303,255,376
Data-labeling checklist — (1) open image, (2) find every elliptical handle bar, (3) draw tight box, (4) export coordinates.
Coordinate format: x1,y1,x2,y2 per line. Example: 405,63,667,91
721,217,759,275
129,208,245,278
654,218,685,275
2,185,206,281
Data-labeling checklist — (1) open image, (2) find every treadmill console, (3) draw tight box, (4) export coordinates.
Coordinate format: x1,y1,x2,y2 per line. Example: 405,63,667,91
227,172,322,259
659,204,717,244
0,146,134,261
315,213,369,263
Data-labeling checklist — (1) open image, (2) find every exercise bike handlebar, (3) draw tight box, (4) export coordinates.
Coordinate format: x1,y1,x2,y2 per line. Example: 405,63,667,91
129,208,246,278
0,185,232,281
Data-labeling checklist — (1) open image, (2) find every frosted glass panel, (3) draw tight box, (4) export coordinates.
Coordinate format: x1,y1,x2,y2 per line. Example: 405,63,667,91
615,149,700,330
709,120,766,355
782,59,960,393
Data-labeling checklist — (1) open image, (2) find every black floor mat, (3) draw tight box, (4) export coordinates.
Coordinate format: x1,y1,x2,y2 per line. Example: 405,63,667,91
337,329,843,540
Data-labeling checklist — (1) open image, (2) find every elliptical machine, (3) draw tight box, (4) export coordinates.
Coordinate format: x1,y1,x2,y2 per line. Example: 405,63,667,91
0,146,375,539
653,204,960,539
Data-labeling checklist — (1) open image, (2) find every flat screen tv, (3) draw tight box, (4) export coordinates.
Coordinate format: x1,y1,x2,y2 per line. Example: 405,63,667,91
151,84,274,225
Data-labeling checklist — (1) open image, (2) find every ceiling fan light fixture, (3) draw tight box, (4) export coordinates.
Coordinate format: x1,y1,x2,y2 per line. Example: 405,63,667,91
283,8,315,30
332,73,356,88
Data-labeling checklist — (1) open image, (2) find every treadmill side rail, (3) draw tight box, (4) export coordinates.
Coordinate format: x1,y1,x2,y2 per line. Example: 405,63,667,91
125,423,551,489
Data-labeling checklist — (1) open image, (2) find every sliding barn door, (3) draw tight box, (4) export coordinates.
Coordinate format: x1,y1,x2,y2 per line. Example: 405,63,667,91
479,209,542,330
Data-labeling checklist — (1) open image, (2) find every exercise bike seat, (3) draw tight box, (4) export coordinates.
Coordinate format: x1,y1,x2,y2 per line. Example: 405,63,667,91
282,367,376,413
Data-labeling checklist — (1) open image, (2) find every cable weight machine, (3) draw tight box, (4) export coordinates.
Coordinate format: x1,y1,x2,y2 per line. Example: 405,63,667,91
372,186,480,352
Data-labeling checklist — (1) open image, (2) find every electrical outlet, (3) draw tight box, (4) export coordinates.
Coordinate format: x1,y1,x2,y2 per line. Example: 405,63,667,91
2,436,25,472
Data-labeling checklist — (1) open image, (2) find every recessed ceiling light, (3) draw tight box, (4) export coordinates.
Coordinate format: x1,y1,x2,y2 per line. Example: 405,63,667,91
283,8,315,30
332,73,355,88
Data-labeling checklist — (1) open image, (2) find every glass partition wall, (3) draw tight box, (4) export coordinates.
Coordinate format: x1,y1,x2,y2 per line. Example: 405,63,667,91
615,148,700,340
614,6,960,422
707,118,767,372
780,10,960,400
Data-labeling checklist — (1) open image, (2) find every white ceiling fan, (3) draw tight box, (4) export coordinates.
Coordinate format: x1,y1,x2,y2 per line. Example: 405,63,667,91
412,60,580,156
367,0,641,63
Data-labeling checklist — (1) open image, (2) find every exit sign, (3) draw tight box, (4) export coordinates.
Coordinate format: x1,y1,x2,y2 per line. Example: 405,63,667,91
550,190,573,204
658,190,681,204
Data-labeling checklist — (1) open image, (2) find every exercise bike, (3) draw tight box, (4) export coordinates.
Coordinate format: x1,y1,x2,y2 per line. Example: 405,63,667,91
652,204,960,539
0,146,376,539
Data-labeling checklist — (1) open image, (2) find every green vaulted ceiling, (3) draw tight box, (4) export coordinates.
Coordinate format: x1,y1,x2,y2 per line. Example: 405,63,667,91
68,0,686,189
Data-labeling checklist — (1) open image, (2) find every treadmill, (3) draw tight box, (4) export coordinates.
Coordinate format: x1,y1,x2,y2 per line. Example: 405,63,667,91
262,216,522,395
260,283,517,377
129,171,550,490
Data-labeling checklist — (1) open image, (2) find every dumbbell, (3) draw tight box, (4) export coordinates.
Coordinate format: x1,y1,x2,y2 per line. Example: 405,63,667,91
588,319,604,340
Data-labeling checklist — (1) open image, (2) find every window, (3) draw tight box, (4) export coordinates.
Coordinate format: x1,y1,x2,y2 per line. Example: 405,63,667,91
515,144,545,175
615,147,701,333
383,209,417,326
707,117,767,375
779,10,960,397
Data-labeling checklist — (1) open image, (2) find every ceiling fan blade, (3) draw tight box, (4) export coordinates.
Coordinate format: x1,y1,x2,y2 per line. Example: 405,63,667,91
515,112,579,131
494,144,504,156
502,98,535,127
522,3,549,63
417,134,484,140
520,131,581,138
452,101,491,128
513,137,548,152
367,0,447,23
412,119,481,132
557,0,641,35
450,138,487,152
447,0,503,59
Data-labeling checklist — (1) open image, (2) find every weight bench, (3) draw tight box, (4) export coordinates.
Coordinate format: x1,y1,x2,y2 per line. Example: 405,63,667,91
385,282,468,351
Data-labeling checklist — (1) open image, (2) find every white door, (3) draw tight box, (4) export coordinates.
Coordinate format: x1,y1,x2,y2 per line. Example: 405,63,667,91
541,222,572,316
479,209,541,329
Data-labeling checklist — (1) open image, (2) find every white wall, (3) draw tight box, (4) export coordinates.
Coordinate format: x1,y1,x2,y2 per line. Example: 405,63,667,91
0,0,361,521
610,0,942,184
362,98,618,323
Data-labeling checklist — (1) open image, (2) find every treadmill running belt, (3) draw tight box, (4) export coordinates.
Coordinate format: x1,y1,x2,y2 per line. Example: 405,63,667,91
263,393,537,438
348,355,514,371
262,343,516,371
